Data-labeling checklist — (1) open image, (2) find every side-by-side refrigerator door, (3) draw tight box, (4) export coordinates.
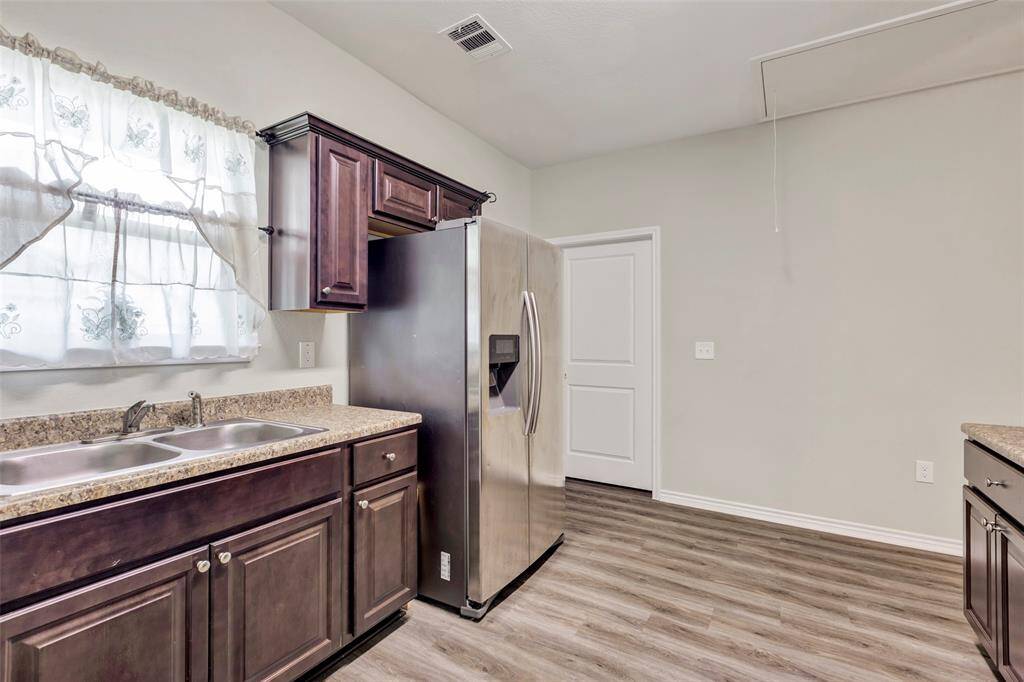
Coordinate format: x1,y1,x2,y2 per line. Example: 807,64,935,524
468,220,531,605
527,234,566,563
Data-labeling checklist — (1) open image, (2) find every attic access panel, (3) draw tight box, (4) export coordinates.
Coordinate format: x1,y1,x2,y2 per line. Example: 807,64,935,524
752,0,1024,120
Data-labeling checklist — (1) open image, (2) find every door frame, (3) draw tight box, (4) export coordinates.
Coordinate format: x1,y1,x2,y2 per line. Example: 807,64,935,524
549,226,661,499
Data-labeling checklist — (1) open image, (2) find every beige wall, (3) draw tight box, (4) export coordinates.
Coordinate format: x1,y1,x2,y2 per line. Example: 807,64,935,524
531,73,1024,541
0,1,530,418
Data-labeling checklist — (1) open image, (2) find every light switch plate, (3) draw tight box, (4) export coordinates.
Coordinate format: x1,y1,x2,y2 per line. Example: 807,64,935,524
915,460,934,484
695,341,715,360
298,341,315,369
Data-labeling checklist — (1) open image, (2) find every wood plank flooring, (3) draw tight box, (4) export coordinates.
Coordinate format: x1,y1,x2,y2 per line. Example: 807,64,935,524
316,479,994,681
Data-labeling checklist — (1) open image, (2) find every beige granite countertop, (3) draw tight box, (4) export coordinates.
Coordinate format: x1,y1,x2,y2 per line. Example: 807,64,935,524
963,423,1024,467
0,400,420,522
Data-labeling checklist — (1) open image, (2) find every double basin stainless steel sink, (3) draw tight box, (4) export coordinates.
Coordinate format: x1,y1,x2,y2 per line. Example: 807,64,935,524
0,418,326,497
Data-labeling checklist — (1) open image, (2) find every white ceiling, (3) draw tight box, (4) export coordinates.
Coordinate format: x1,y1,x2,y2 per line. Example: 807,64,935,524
273,0,938,168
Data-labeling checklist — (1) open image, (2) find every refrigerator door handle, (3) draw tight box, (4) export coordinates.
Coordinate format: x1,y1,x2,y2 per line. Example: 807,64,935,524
522,291,539,435
528,291,543,435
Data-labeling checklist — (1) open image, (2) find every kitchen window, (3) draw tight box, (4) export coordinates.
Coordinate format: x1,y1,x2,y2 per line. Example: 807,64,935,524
0,29,265,370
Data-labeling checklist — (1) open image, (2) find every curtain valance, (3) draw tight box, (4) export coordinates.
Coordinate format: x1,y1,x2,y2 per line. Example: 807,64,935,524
0,27,266,369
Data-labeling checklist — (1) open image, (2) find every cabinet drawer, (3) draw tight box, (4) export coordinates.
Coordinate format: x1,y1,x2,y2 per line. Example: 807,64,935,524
353,430,417,487
965,439,1024,520
0,448,343,605
372,159,438,229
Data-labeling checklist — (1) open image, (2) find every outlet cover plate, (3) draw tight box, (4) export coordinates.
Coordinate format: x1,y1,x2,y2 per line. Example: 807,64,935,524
298,341,315,369
695,341,715,360
915,460,934,484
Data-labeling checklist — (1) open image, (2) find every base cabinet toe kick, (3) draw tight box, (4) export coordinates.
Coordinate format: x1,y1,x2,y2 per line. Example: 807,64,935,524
0,428,418,682
964,439,1024,681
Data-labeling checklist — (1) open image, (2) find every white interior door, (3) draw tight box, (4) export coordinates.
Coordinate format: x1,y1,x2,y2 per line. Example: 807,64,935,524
563,238,653,490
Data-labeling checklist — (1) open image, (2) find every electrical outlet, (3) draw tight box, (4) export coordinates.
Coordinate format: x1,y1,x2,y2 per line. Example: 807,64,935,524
915,460,934,484
298,341,315,369
695,341,715,360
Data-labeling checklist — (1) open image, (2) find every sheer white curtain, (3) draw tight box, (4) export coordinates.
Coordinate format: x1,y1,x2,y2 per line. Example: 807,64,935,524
0,29,265,370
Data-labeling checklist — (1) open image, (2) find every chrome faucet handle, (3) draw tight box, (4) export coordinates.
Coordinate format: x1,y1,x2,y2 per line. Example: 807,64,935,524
122,400,152,434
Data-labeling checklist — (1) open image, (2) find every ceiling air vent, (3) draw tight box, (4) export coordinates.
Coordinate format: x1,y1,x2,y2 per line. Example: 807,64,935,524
439,14,511,62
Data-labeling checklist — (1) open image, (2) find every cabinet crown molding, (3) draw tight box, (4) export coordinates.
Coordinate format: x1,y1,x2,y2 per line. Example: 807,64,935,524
260,112,489,204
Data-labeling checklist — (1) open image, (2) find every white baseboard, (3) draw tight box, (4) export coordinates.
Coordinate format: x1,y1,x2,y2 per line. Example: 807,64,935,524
655,489,962,556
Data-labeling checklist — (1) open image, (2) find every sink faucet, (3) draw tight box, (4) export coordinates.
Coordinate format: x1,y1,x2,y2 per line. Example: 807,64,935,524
188,391,205,428
122,400,154,435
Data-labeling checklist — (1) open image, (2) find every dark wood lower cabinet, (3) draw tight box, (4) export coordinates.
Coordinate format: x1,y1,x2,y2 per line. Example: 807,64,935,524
965,440,1024,680
0,433,418,682
211,500,343,682
0,547,210,682
353,471,417,636
965,486,998,660
997,517,1024,681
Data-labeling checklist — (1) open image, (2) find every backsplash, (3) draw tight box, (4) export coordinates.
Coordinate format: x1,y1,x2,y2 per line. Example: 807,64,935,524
0,385,333,451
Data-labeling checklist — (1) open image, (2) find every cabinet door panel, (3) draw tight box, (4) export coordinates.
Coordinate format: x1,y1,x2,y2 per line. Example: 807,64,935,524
316,136,368,308
439,188,479,221
0,547,209,682
373,159,438,229
999,516,1024,681
964,486,997,658
211,500,343,682
353,472,417,635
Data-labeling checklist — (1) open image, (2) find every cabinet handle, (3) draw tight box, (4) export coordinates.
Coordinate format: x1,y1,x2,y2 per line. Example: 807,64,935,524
358,500,369,510
196,559,211,573
385,452,397,462
218,551,232,565
986,477,1006,488
321,286,333,296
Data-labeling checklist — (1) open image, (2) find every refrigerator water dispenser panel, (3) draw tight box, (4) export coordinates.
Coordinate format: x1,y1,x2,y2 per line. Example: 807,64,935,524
488,334,520,411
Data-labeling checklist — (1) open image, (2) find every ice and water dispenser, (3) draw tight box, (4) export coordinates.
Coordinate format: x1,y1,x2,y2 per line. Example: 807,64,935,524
488,334,521,411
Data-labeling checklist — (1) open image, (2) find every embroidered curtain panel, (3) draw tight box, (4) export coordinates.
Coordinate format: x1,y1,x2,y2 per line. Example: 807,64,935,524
0,29,265,369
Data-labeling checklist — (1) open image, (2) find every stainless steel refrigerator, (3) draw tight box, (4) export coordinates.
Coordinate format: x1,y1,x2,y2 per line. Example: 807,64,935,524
349,217,564,618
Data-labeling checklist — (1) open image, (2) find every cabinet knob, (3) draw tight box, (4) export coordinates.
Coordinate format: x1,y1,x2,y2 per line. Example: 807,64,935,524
321,286,333,296
358,500,369,510
986,477,1006,488
218,551,232,565
385,452,397,462
196,559,211,573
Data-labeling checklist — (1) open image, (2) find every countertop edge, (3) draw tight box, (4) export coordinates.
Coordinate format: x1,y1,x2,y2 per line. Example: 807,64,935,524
962,422,1024,468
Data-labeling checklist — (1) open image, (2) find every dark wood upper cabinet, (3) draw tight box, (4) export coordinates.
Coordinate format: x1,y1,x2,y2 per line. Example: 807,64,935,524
262,113,488,312
373,160,438,229
439,187,479,222
0,547,210,682
352,471,418,636
964,485,997,661
317,138,368,308
211,499,343,682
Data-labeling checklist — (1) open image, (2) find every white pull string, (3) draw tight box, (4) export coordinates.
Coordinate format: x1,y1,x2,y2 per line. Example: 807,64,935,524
772,90,780,233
